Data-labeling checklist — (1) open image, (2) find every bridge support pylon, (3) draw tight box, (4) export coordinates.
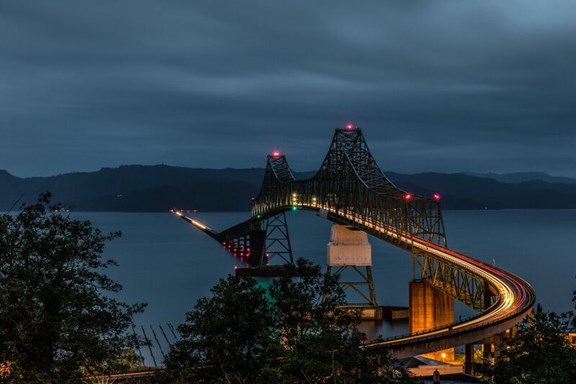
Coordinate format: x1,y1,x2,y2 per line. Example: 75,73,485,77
263,212,294,265
409,281,454,362
326,224,381,319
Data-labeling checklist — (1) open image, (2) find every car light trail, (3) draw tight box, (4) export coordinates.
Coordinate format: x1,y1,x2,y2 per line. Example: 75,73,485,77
171,210,212,232
295,202,534,350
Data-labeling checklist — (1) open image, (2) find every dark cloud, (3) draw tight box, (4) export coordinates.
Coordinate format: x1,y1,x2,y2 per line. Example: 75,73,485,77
1,0,575,177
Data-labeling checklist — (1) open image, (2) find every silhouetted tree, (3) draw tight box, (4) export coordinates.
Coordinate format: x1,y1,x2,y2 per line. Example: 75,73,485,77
0,193,145,383
162,275,277,384
268,259,364,382
482,304,576,383
163,258,417,383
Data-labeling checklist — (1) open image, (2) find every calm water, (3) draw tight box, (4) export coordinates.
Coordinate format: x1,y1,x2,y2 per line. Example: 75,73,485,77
77,209,576,361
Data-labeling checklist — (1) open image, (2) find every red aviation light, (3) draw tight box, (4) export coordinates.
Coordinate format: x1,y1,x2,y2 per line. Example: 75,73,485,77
403,193,413,201
271,150,281,158
433,193,441,201
345,123,355,131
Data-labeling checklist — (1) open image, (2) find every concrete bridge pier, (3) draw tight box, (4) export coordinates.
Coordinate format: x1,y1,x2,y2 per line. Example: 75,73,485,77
483,342,493,362
409,281,454,361
327,224,381,319
464,343,474,374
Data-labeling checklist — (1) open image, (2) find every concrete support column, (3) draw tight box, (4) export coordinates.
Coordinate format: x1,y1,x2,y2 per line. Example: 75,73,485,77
327,224,372,267
326,224,378,312
409,281,454,361
464,344,474,375
482,343,492,363
493,332,506,361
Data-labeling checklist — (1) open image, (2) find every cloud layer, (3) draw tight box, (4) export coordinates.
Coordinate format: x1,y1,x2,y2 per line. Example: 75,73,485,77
1,0,575,176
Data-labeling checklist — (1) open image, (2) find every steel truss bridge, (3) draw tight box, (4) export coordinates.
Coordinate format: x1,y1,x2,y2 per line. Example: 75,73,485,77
175,126,535,358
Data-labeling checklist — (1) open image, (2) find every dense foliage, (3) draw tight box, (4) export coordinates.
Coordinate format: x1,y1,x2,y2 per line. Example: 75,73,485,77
162,273,276,383
163,258,417,383
0,193,145,383
482,303,576,383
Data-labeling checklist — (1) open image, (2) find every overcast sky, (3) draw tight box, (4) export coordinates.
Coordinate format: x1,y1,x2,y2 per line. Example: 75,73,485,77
1,0,575,178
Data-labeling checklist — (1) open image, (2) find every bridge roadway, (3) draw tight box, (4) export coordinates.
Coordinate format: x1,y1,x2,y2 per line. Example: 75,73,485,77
176,202,535,359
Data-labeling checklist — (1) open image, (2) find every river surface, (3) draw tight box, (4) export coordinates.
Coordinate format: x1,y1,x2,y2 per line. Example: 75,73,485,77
75,209,576,363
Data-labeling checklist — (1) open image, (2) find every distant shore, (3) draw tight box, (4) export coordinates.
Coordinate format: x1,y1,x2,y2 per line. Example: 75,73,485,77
2,165,576,211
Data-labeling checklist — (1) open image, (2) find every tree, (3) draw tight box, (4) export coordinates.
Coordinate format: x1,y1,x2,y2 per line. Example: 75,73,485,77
269,259,418,384
484,304,576,383
269,258,365,383
0,193,145,383
163,258,417,384
162,275,277,383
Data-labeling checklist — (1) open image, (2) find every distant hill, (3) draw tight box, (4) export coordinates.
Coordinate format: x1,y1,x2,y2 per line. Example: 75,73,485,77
0,165,266,212
386,172,576,209
1,165,576,211
465,172,576,185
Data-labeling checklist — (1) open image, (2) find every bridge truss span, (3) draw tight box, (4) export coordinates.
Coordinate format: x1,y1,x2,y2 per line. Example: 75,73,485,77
179,126,535,357
251,127,535,356
254,128,447,247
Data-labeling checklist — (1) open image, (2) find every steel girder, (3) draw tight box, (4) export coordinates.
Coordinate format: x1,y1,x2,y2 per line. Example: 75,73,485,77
327,265,378,307
412,253,494,310
252,128,447,246
263,212,294,265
